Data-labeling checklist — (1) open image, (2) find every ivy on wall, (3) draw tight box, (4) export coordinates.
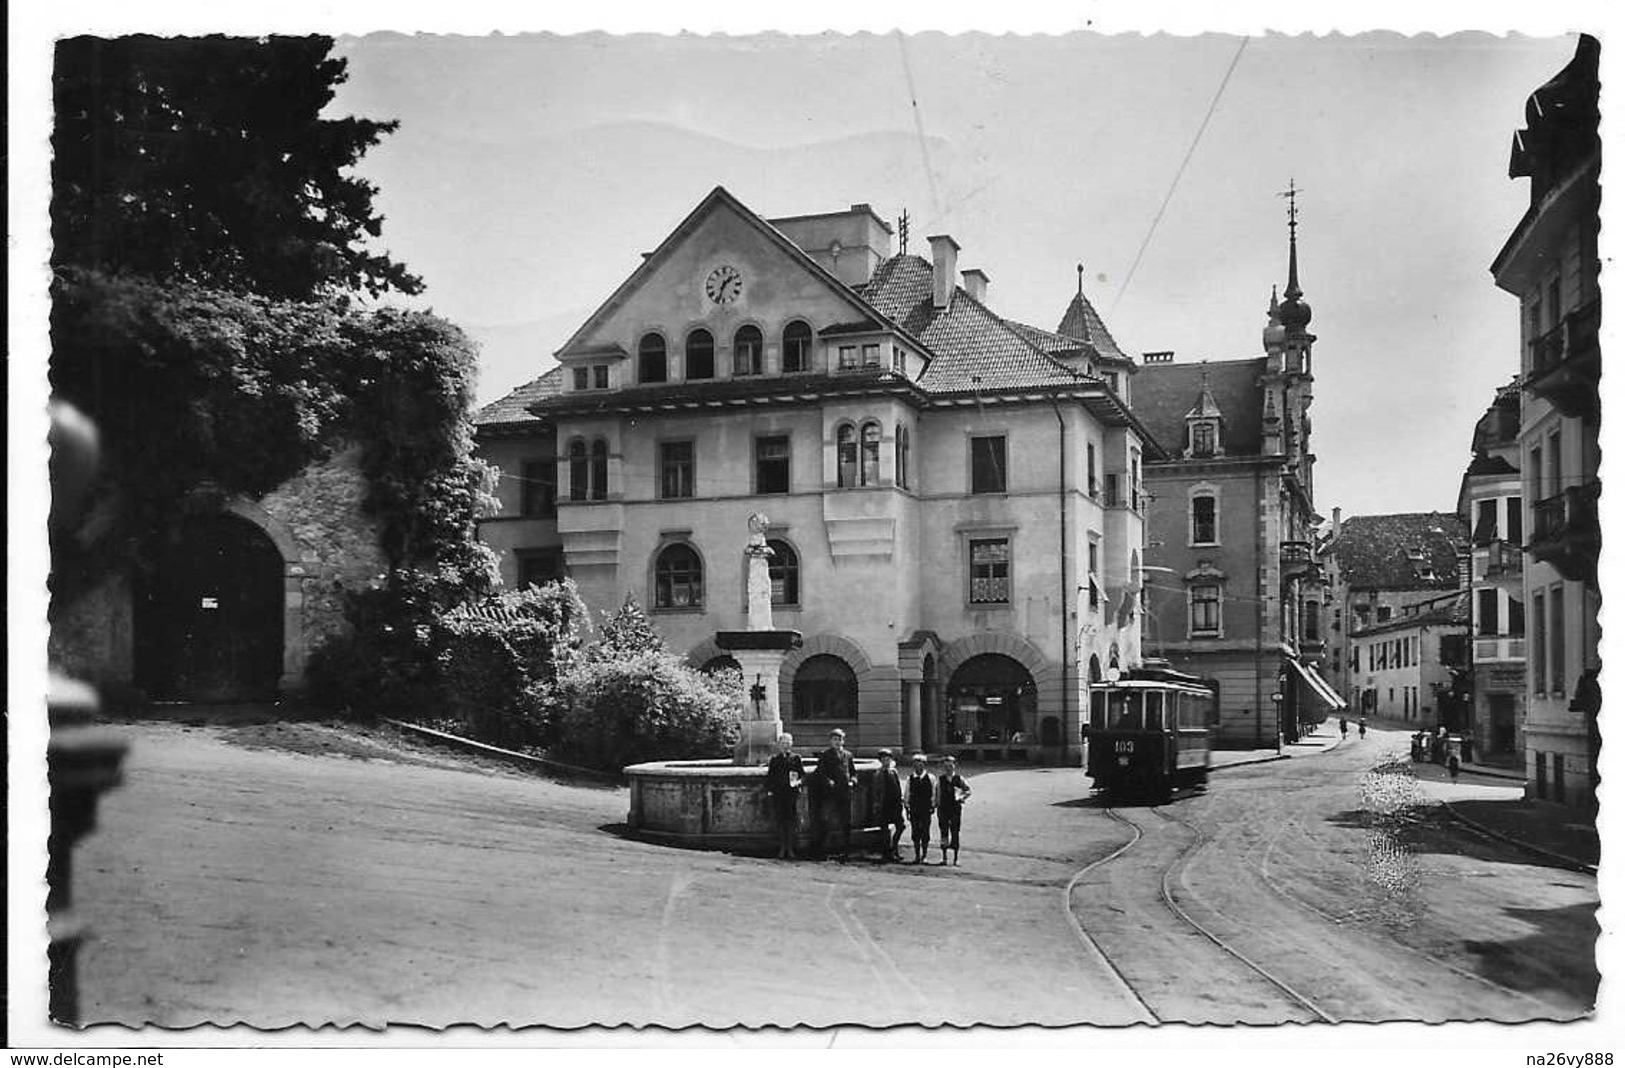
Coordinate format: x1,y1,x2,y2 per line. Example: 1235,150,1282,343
49,267,497,596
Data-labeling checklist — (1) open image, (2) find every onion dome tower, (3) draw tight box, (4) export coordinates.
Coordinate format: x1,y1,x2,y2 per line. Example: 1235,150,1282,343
1262,285,1287,353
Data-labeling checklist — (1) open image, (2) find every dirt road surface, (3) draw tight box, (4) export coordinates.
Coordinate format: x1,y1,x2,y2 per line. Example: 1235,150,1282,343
74,717,1596,1030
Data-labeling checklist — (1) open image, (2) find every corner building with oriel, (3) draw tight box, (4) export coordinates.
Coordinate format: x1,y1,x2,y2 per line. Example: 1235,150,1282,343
476,187,1161,765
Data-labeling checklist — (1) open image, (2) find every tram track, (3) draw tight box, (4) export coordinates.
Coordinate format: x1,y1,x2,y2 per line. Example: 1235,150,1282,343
1063,800,1334,1024
1146,806,1337,1023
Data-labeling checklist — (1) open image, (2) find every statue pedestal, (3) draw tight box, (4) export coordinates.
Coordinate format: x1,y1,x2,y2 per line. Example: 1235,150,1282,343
716,629,801,766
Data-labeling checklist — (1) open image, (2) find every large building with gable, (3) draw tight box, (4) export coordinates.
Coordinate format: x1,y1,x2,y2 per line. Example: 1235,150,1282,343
1130,218,1344,747
475,187,1162,764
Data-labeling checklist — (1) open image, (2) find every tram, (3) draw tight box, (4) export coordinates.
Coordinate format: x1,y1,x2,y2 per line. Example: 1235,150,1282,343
1085,663,1219,801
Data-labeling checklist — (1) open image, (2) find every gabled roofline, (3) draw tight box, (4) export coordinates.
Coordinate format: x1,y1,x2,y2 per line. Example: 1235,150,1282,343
553,185,934,363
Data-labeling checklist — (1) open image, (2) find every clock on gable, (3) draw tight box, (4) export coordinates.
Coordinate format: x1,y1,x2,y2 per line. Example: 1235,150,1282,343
704,264,743,305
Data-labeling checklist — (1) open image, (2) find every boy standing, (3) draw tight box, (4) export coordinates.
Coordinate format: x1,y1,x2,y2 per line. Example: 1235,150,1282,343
906,753,935,864
874,749,907,862
936,755,972,867
764,732,803,859
812,728,857,861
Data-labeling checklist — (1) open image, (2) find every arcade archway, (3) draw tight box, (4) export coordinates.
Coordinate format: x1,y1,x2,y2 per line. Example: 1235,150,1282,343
945,654,1038,746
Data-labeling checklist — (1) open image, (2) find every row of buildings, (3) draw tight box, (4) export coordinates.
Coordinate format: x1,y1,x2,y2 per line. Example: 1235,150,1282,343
1312,35,1600,811
474,182,1345,764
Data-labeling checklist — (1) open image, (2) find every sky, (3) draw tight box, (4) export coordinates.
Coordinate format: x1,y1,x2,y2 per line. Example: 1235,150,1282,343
322,30,1580,520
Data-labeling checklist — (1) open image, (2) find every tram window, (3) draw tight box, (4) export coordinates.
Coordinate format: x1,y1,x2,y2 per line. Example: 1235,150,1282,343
1089,691,1106,731
1108,691,1141,730
1143,692,1165,731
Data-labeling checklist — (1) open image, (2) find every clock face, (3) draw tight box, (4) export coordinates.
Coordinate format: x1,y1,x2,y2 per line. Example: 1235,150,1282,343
705,264,743,304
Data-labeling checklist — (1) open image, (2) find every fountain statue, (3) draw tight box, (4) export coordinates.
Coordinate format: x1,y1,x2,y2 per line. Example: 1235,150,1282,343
622,513,880,852
715,513,802,765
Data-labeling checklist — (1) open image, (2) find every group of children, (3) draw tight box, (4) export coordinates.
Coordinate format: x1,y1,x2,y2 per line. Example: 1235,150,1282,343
877,748,973,866
765,729,972,866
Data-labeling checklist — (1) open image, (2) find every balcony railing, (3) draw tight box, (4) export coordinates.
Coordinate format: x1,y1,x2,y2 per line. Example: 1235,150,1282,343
1485,539,1523,579
1524,299,1601,418
1527,480,1601,583
1281,540,1315,581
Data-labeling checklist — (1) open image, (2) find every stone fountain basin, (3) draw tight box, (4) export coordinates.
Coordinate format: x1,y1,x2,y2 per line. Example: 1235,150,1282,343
624,758,886,853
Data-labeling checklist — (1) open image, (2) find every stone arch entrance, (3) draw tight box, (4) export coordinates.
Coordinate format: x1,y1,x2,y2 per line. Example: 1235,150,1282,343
135,512,286,702
945,654,1039,747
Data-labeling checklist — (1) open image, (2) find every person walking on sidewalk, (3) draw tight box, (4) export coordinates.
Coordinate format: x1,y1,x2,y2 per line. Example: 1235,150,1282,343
764,732,803,860
874,749,907,862
936,756,972,867
1339,717,1348,741
1358,717,1367,739
906,753,935,864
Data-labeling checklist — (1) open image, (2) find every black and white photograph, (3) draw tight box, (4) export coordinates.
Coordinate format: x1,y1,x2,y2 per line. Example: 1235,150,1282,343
9,0,1618,1053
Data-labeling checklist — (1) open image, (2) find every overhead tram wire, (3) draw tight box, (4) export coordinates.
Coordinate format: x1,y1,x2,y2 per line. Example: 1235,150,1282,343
1109,35,1250,317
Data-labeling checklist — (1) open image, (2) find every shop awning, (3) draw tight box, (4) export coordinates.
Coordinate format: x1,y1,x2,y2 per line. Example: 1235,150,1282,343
1287,657,1348,711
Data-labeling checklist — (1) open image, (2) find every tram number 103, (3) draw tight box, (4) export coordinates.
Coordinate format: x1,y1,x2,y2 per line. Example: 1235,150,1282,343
1114,740,1136,753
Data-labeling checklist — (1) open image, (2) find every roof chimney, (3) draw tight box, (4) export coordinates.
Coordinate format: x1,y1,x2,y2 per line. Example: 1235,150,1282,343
961,268,989,304
1332,506,1342,540
928,234,960,310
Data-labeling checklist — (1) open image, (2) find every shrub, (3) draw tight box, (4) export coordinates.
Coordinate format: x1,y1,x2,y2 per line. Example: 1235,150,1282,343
433,581,590,748
307,575,588,743
552,650,743,772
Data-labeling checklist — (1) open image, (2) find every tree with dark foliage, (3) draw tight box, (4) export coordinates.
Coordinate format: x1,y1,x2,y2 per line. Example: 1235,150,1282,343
52,35,421,298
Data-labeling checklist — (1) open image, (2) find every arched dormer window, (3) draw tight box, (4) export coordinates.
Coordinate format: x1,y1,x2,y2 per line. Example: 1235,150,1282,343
638,332,667,384
1184,372,1225,458
782,321,812,374
654,543,703,609
1191,421,1217,456
860,421,882,486
895,424,910,489
686,329,715,380
590,438,608,501
733,325,764,376
568,439,589,501
836,424,858,488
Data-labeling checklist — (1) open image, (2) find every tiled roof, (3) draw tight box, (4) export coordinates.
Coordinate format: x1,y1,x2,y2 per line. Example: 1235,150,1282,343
1132,357,1269,459
1003,319,1092,361
1352,591,1470,637
857,255,1085,393
1326,512,1469,591
1057,290,1131,363
475,366,563,429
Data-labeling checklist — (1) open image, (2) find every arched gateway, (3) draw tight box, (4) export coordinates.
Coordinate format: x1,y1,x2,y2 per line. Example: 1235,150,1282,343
134,513,286,702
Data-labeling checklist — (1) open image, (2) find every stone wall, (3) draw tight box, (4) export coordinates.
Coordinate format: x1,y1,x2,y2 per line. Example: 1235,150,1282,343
47,446,386,699
257,445,388,689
